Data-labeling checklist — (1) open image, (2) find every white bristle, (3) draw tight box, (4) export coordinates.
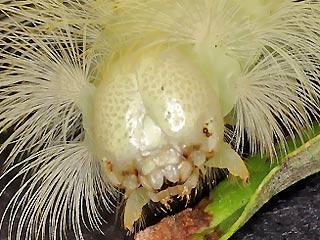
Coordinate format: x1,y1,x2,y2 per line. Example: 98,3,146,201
0,0,319,239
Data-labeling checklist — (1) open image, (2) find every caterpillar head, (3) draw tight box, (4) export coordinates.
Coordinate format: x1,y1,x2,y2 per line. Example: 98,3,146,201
83,48,249,230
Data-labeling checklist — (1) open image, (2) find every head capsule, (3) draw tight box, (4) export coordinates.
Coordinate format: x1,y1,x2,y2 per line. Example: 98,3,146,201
83,47,247,230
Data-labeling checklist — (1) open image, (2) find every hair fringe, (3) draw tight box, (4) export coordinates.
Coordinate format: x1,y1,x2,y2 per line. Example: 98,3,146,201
0,1,319,239
0,144,117,240
0,2,117,239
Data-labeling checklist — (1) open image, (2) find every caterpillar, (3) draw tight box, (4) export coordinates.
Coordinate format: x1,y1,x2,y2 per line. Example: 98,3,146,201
0,0,319,239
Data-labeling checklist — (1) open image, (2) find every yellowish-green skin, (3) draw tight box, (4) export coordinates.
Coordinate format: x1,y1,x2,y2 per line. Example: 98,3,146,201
80,0,311,231
90,47,249,229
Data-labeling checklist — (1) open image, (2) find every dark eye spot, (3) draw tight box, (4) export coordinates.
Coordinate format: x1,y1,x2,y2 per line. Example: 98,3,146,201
203,127,213,137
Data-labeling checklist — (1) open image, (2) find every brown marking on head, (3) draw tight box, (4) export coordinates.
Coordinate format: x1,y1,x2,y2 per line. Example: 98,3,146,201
134,168,139,177
203,127,213,137
193,145,201,151
206,151,215,159
182,152,189,159
106,161,113,172
183,145,201,159
122,170,131,176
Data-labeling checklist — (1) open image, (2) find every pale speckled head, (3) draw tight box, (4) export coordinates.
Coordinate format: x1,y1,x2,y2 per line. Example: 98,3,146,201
86,48,231,228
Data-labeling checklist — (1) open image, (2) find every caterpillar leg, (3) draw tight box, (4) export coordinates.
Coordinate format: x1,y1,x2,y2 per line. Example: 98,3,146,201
124,188,150,231
205,142,249,182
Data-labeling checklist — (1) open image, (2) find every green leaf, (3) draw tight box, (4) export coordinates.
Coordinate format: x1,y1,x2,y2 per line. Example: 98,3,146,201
193,125,320,239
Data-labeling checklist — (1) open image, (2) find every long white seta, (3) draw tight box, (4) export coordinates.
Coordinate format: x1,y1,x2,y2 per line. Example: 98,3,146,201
0,0,319,239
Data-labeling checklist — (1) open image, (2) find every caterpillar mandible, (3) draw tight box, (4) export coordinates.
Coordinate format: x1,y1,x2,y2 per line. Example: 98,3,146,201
0,0,319,239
